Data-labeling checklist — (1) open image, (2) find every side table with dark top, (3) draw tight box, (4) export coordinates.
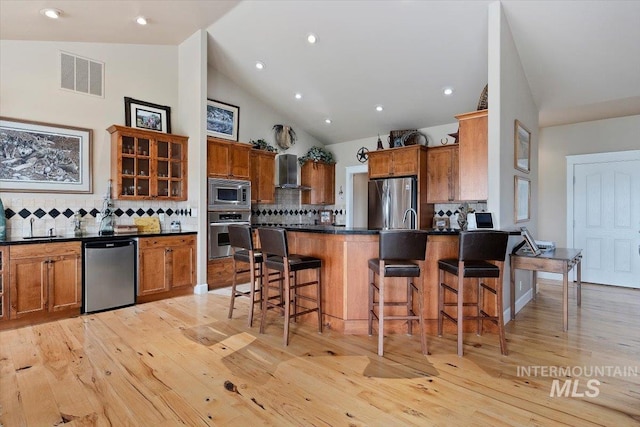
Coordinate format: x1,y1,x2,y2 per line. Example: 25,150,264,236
510,248,583,332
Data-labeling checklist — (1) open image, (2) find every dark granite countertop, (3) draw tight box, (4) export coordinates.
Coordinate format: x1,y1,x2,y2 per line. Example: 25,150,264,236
251,224,521,236
0,230,197,246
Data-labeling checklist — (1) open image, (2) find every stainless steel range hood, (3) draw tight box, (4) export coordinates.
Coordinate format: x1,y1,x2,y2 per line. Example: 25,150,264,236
277,154,310,190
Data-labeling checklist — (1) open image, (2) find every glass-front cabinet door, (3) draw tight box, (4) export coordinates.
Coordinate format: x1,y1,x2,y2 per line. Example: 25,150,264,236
109,125,188,201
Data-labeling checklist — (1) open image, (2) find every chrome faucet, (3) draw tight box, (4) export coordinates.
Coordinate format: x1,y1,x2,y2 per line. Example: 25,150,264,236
403,208,418,229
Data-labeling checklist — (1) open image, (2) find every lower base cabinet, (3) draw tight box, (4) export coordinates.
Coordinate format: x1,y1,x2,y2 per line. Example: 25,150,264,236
8,242,82,321
138,235,196,301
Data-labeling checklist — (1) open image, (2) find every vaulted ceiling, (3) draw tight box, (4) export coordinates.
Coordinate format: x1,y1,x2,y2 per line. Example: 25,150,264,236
2,0,639,144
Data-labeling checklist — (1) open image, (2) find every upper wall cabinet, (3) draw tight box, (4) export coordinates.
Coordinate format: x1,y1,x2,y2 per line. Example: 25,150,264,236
427,145,459,203
207,137,251,180
250,149,277,204
456,109,488,201
108,125,188,201
301,161,335,205
368,145,427,179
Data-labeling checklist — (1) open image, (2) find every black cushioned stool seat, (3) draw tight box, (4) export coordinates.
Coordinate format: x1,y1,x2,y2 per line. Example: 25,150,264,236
368,230,429,357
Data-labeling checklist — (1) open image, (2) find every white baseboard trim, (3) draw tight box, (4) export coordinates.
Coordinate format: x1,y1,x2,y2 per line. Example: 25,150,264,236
193,283,209,295
504,287,533,324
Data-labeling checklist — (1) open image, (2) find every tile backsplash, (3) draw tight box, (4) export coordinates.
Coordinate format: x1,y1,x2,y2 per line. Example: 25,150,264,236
251,188,344,226
1,197,197,238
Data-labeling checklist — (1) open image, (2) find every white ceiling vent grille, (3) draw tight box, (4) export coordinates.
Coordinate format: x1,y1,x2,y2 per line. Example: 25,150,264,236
60,51,104,97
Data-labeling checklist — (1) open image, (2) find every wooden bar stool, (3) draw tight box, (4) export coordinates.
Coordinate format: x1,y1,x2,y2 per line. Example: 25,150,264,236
368,230,429,357
257,227,323,346
227,224,263,327
437,230,509,356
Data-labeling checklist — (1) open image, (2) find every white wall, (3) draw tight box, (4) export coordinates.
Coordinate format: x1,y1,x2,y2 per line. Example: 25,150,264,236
538,115,640,246
206,67,324,185
179,30,208,290
0,40,201,239
489,2,539,309
0,40,179,201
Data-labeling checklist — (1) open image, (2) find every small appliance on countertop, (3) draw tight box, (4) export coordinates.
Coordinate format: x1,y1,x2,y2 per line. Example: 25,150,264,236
170,220,181,232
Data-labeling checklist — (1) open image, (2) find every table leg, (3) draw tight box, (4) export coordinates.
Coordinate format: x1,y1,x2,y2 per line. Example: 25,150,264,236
510,261,516,321
563,262,569,332
576,256,582,307
532,270,537,301
457,270,464,357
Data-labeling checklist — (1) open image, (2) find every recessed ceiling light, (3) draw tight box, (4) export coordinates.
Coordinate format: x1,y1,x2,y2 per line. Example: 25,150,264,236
443,87,454,96
295,93,303,100
255,61,265,70
136,16,148,26
325,118,332,124
40,8,62,19
307,33,318,44
375,105,384,112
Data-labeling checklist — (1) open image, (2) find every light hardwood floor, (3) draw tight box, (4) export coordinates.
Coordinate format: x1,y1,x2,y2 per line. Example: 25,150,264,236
1,280,638,426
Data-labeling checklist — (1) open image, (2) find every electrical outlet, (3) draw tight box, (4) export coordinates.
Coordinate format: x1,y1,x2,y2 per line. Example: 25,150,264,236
159,213,165,222
96,213,102,223
519,280,522,291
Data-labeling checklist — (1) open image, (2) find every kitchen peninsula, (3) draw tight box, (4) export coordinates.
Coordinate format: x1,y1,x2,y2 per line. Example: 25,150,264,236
256,224,506,336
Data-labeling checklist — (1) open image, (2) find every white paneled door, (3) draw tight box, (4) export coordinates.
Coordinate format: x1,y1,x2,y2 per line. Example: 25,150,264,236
573,159,640,288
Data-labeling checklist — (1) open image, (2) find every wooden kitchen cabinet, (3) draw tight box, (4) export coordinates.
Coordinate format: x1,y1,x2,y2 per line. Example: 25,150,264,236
250,149,276,203
0,247,7,321
301,161,335,205
8,242,81,320
427,145,459,203
456,109,488,201
108,125,188,201
137,235,196,301
207,137,251,180
368,145,427,179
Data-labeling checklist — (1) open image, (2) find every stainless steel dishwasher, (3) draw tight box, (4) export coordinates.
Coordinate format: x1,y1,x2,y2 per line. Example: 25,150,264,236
83,239,136,313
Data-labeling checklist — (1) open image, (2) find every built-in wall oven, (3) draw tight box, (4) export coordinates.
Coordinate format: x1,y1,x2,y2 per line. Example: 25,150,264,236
208,210,251,259
208,178,251,211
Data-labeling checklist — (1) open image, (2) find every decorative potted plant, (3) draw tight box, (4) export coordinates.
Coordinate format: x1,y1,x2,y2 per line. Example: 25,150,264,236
249,138,277,152
273,124,297,149
298,146,336,165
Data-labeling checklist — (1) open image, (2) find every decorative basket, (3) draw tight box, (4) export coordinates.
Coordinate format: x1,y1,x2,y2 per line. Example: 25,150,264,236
388,129,417,148
477,84,488,110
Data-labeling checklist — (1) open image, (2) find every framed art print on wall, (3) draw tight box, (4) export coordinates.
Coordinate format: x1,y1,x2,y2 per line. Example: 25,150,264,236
124,97,171,133
207,99,239,141
514,119,531,173
514,175,531,223
0,117,92,193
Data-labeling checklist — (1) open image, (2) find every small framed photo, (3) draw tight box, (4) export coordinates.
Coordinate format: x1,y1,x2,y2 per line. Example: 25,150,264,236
514,119,531,173
207,99,239,141
319,209,333,225
124,97,171,133
0,117,92,193
514,175,531,223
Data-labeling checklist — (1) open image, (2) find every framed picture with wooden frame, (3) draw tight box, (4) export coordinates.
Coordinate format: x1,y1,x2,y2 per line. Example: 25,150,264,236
514,175,531,223
514,119,531,173
319,209,333,225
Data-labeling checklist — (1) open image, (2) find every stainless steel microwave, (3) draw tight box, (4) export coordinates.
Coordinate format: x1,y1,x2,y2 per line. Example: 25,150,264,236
208,178,251,211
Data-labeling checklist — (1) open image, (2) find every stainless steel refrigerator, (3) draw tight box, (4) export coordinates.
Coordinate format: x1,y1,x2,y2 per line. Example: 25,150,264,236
368,177,417,229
